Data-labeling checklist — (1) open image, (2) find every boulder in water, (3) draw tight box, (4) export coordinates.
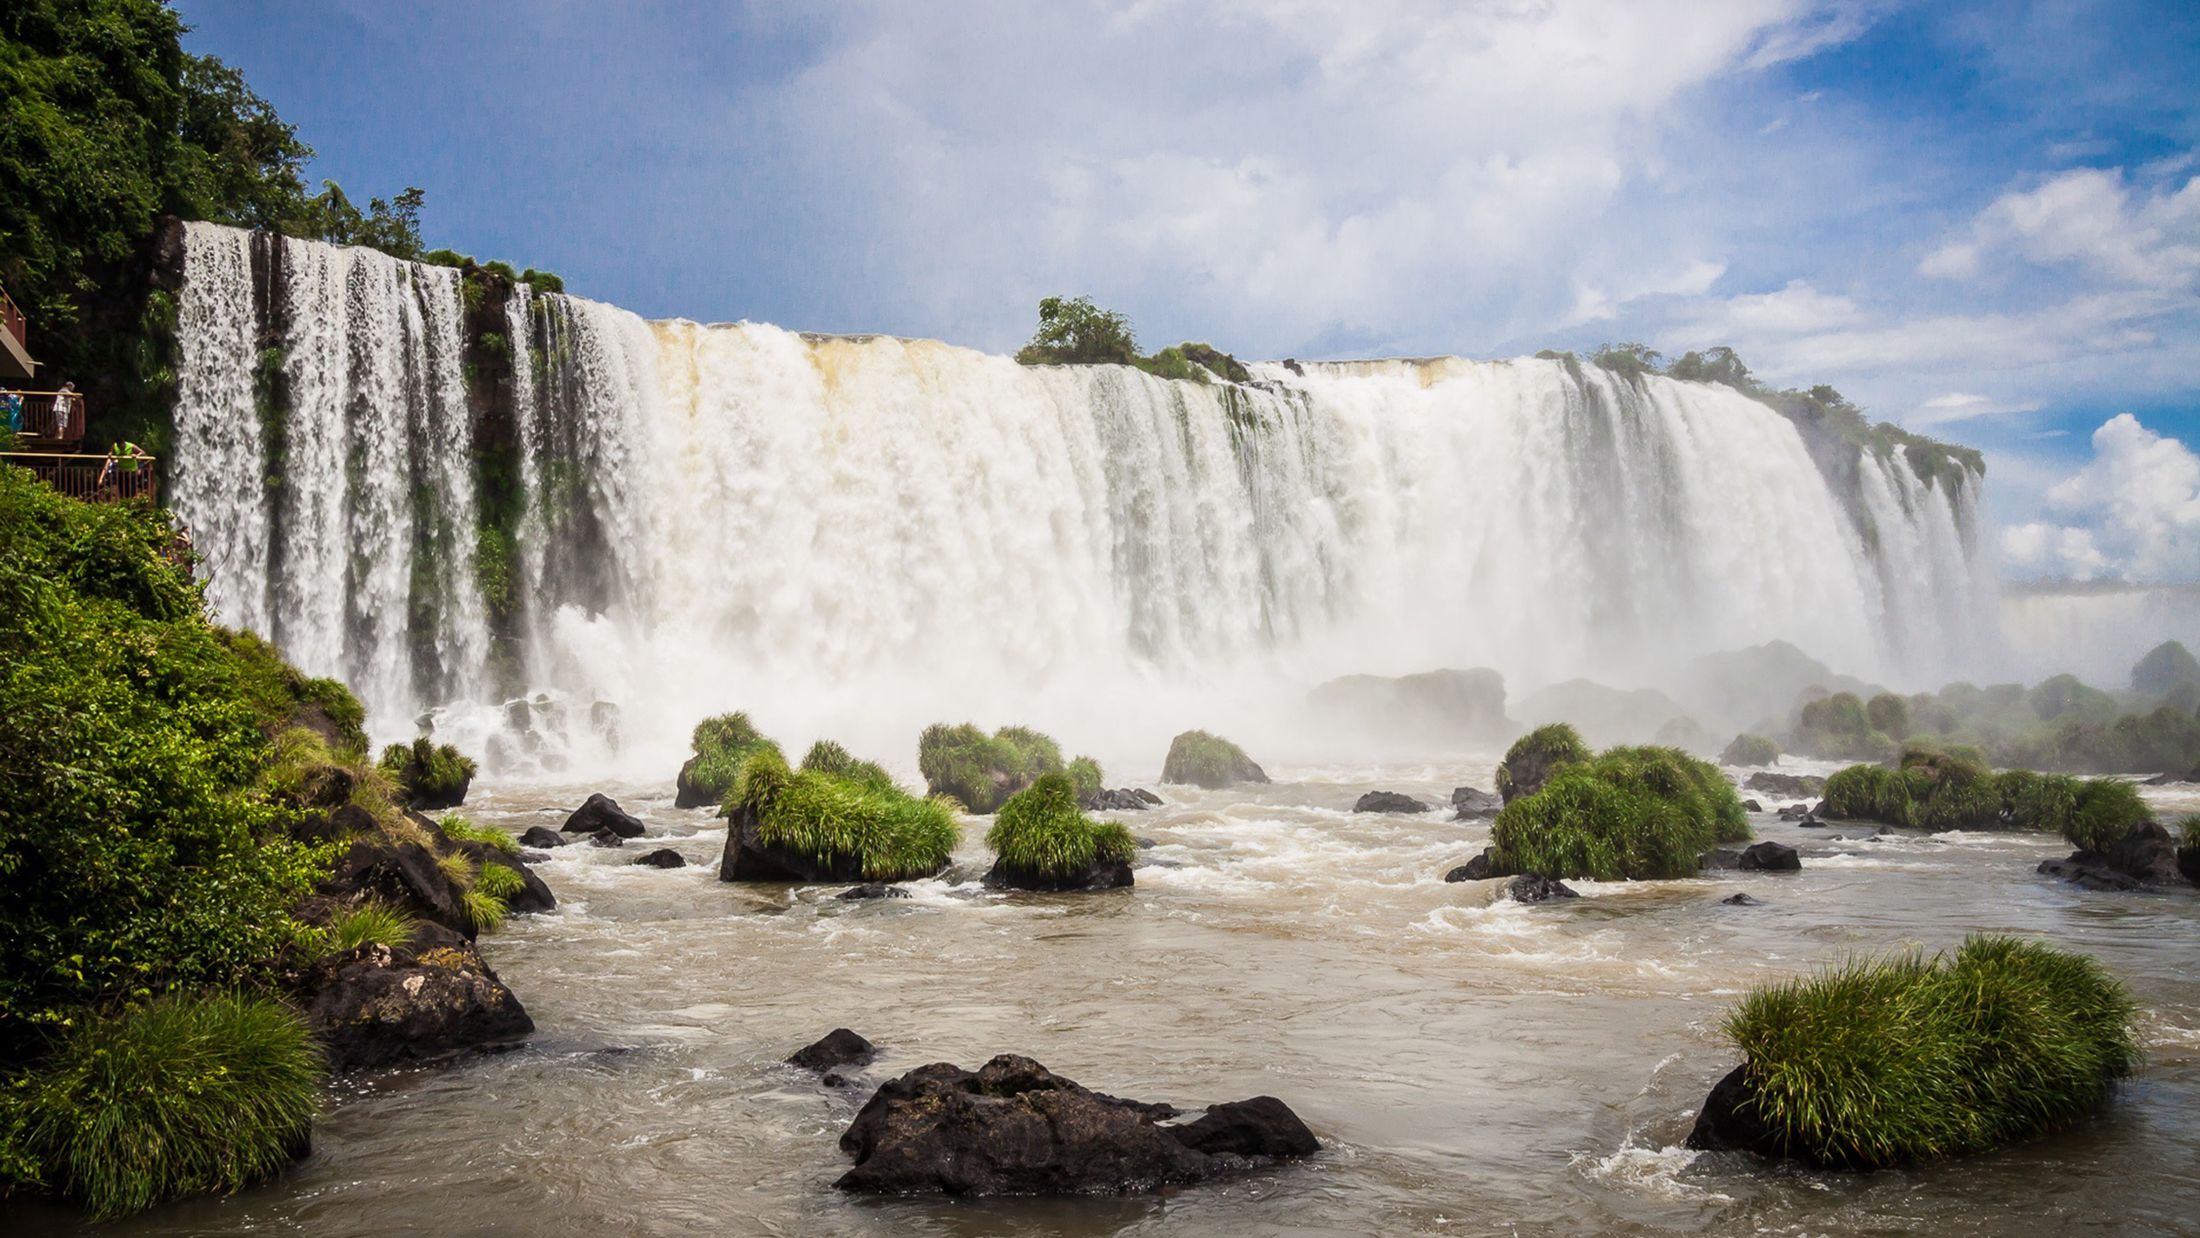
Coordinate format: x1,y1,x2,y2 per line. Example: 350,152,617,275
834,1054,1316,1195
2038,821,2185,890
321,837,476,940
587,828,626,848
518,825,568,849
790,1028,877,1073
299,939,533,1073
1738,842,1801,872
1083,787,1159,811
1721,892,1761,906
1450,786,1502,819
1161,730,1268,789
633,847,686,869
1444,848,1500,882
1745,771,1825,799
838,883,912,900
1353,790,1430,814
1741,798,1763,812
563,792,645,838
1500,874,1578,903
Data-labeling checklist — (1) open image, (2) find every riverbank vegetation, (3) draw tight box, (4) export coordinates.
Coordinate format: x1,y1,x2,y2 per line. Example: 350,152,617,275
1819,745,2155,847
1490,743,1750,881
1013,296,1250,384
1707,934,2138,1169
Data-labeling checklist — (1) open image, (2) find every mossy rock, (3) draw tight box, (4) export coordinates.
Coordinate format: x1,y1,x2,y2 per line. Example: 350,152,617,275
984,773,1136,892
1490,744,1749,881
1160,730,1268,789
720,748,960,883
676,711,778,808
917,722,1065,813
1495,723,1590,804
1689,934,2138,1169
378,736,477,810
1718,733,1780,767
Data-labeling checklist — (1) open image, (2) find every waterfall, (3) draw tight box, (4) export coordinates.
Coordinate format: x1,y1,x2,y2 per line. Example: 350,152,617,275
169,224,2001,772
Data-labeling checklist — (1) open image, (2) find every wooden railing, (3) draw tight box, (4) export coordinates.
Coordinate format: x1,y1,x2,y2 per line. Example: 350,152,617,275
0,285,23,354
3,390,88,445
1,451,158,504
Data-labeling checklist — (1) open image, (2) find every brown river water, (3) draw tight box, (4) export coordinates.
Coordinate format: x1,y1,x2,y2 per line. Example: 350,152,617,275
25,758,2200,1237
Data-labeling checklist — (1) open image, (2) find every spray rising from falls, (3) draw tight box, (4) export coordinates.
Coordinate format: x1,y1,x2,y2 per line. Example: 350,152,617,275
169,224,1997,774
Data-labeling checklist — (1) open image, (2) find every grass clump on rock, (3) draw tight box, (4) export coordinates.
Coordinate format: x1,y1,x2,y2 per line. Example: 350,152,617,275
1490,744,1749,881
1692,934,2139,1169
1160,729,1269,789
437,813,517,854
327,901,417,953
1494,722,1592,804
1820,747,2153,843
677,711,780,807
801,739,895,791
917,722,1064,813
985,773,1137,891
1718,733,1780,767
725,748,961,882
377,736,477,809
7,994,322,1219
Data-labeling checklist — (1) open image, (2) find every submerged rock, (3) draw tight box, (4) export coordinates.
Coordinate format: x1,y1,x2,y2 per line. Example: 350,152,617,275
518,825,568,849
835,1055,1316,1195
984,855,1135,892
1500,874,1578,903
1721,892,1761,906
1738,842,1801,872
563,792,646,838
1444,848,1499,882
790,1028,877,1074
587,828,626,848
1686,1065,1783,1158
299,939,533,1073
1083,787,1161,811
838,883,913,901
2038,821,2185,890
1353,790,1430,814
1450,786,1502,819
633,848,687,869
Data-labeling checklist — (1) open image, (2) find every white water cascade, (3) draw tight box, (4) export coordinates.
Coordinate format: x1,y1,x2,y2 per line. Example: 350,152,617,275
169,225,1999,774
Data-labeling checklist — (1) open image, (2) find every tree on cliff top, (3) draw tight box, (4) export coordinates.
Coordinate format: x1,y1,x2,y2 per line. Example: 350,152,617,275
1015,296,1140,366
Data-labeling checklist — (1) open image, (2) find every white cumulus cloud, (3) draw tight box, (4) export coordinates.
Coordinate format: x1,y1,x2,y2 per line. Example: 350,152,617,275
1998,414,2200,582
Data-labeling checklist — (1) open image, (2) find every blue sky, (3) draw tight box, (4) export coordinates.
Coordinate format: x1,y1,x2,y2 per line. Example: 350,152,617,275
174,0,2200,582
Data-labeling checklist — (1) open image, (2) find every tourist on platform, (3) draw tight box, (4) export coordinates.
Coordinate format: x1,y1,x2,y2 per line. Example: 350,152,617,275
51,381,78,439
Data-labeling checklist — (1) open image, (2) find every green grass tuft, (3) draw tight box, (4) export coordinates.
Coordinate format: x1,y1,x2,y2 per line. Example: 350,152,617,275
683,711,779,803
2064,779,2152,853
376,737,476,806
1066,755,1104,801
1160,729,1266,789
799,739,895,790
437,852,477,888
11,994,322,1219
1495,723,1592,801
918,722,1064,812
734,748,962,880
437,813,517,854
986,772,1136,879
1490,744,1748,880
2180,814,2200,850
327,901,416,952
460,888,508,933
474,863,525,903
1721,934,2139,1169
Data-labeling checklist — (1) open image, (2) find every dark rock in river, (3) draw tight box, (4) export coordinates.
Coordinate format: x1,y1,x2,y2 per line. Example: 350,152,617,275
838,883,912,901
674,755,717,809
563,792,646,838
790,1028,876,1073
519,825,568,849
1721,893,1761,906
834,1054,1316,1195
1445,848,1499,882
1738,842,1801,872
2038,821,2185,891
1686,1065,1785,1159
1500,874,1578,903
1450,786,1502,819
459,842,556,913
299,940,533,1073
1082,787,1160,811
322,837,476,940
985,854,1136,892
1744,771,1825,799
1741,798,1763,813
587,828,626,848
1353,790,1430,814
634,848,686,869
720,802,949,884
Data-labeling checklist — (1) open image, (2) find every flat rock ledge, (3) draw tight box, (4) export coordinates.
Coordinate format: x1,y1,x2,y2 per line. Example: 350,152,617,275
836,1054,1317,1195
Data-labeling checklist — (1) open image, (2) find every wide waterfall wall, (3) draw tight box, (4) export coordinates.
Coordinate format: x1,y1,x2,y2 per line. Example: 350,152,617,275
169,223,1999,774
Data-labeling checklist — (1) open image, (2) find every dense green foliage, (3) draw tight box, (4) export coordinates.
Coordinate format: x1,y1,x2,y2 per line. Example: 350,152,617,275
377,736,477,807
986,772,1136,880
1721,935,2138,1169
1718,733,1780,766
0,465,331,1047
1491,744,1749,881
4,993,321,1218
438,813,516,855
799,739,894,791
731,747,960,881
917,722,1065,812
1066,755,1104,801
1012,297,1248,384
683,711,780,805
1160,728,1265,789
0,0,435,448
1796,669,2200,776
1819,746,2154,846
1494,722,1592,800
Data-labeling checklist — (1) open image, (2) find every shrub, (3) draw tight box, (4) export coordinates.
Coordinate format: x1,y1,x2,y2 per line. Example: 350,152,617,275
1865,692,1911,740
733,748,961,881
10,994,322,1218
438,813,517,854
1160,729,1269,789
986,773,1136,881
1066,755,1104,801
1490,745,1748,880
917,722,1064,812
1719,934,2138,1169
1013,295,1139,366
1821,764,1916,826
377,737,477,808
682,712,779,805
799,739,894,790
1996,769,2081,832
1719,733,1779,766
327,901,416,952
2064,779,2152,854
1495,722,1590,802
